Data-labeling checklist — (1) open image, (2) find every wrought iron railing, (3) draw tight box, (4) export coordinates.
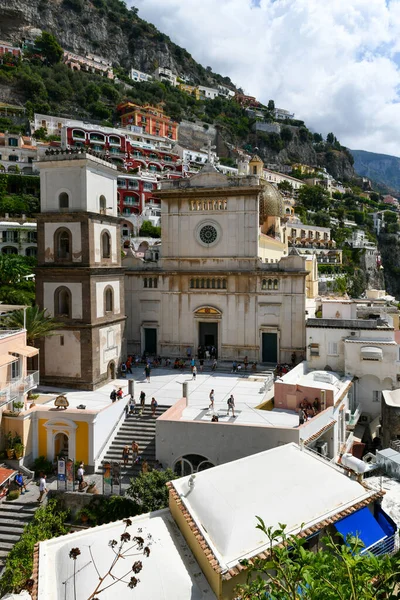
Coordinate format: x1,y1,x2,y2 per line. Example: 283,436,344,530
0,370,39,407
361,532,399,557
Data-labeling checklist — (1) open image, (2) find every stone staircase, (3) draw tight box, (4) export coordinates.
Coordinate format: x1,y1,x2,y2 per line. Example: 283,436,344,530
0,497,38,565
96,405,170,477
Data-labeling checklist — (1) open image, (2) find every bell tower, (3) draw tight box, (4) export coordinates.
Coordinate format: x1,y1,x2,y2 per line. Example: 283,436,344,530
35,149,126,390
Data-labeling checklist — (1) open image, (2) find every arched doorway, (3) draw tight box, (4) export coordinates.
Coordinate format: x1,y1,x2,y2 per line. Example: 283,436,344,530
108,361,116,380
54,432,69,459
173,454,215,477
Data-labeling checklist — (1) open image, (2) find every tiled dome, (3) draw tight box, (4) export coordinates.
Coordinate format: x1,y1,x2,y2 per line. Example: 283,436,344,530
259,182,285,223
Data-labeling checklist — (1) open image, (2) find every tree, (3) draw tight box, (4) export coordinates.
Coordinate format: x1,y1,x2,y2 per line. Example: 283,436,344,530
4,305,61,346
35,32,63,65
326,132,335,145
298,127,311,143
280,126,293,143
313,132,323,143
277,180,293,194
126,469,177,513
139,220,161,238
0,255,33,285
236,521,400,600
297,185,330,211
267,100,275,112
312,211,331,228
384,210,398,224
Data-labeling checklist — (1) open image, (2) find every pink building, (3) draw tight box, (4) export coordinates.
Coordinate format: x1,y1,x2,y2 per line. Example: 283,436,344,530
0,41,21,58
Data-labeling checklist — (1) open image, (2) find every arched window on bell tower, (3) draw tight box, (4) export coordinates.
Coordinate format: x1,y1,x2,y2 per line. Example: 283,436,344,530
100,195,107,213
55,228,72,261
54,286,71,318
59,192,69,210
104,286,114,313
102,231,111,259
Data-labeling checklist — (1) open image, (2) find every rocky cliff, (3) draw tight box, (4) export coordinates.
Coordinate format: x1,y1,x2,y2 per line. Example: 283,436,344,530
0,0,232,87
351,149,400,195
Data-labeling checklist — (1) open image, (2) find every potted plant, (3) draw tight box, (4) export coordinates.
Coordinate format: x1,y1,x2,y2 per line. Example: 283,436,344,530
86,481,98,494
13,401,24,415
6,432,15,459
77,507,95,525
14,442,24,460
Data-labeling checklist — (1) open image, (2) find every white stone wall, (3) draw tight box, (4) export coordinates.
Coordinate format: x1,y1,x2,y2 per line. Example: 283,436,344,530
43,282,83,319
98,323,123,375
39,158,117,216
161,195,259,260
95,281,121,318
93,223,118,263
44,222,82,263
44,330,81,377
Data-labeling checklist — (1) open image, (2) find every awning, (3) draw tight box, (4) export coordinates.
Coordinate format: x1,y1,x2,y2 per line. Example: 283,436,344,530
335,507,386,550
360,346,383,360
0,355,18,368
9,345,38,358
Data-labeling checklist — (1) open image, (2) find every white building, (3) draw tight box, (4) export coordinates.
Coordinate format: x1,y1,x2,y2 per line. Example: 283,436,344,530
262,167,304,190
0,219,37,257
198,85,219,100
0,132,39,175
217,84,235,99
153,66,177,86
307,298,400,420
123,158,308,363
274,107,295,120
129,68,152,83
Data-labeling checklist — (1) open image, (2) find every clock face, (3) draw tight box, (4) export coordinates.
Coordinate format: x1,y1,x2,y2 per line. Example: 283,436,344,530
199,224,218,245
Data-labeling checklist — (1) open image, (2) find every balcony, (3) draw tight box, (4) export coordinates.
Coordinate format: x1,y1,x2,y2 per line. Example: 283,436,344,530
347,404,362,430
0,370,39,408
124,198,140,206
360,532,399,557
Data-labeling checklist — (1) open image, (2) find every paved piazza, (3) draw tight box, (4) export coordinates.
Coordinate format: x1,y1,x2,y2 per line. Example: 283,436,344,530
40,367,298,428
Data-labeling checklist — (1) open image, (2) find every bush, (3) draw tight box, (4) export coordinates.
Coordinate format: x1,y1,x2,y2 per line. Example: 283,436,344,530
32,455,53,477
86,495,139,525
6,490,19,501
0,499,68,595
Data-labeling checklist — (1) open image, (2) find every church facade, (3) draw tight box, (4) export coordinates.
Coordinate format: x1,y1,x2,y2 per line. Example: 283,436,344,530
36,150,126,389
124,160,308,363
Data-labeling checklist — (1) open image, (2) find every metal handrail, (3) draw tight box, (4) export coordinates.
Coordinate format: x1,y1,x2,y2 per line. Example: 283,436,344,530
361,532,399,557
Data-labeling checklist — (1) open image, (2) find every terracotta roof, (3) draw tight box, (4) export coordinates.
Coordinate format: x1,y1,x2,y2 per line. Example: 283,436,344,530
334,380,354,408
168,481,384,581
303,420,335,444
30,542,40,600
0,467,15,486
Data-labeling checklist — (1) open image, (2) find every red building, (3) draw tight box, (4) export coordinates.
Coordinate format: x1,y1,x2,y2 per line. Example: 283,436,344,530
116,102,178,141
0,41,22,58
62,123,183,215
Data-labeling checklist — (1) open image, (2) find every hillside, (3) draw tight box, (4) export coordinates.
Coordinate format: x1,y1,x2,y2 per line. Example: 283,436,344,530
0,0,233,89
351,149,400,196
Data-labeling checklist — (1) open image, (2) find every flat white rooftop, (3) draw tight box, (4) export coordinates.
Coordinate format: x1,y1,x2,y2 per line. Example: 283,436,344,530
172,443,374,569
37,509,216,600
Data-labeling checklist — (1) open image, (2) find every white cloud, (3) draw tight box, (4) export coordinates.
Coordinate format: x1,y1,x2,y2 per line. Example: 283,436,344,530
130,0,400,156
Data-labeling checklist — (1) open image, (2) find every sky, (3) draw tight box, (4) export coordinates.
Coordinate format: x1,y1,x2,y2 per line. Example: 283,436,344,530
130,0,400,157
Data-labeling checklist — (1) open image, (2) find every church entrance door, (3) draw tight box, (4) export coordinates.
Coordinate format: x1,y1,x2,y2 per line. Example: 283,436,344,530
262,332,277,363
144,328,157,354
199,322,218,356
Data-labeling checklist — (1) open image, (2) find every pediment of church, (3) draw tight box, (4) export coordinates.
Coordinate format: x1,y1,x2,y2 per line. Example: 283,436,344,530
189,165,228,188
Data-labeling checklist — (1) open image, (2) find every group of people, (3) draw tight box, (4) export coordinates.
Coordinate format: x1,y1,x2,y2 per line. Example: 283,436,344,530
298,398,320,425
123,391,158,417
196,345,217,360
208,389,236,419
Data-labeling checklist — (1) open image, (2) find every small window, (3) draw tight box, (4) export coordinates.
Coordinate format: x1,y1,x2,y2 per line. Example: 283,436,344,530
59,192,69,209
328,342,338,355
267,279,273,290
102,231,111,259
273,279,279,290
105,287,113,312
310,344,320,357
55,287,71,318
60,335,64,346
153,278,158,289
144,278,148,288
262,279,267,290
56,229,71,260
99,195,107,212
10,353,20,380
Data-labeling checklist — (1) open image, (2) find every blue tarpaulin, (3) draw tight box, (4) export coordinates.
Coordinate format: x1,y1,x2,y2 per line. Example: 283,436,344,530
335,507,387,550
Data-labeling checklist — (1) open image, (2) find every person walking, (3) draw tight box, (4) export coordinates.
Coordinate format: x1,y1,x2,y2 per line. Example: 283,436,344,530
244,356,249,371
144,363,151,383
122,445,130,466
227,395,235,417
110,389,117,403
77,462,85,491
131,440,139,465
37,472,47,503
120,362,127,378
151,397,158,417
211,358,217,372
128,395,136,415
140,390,146,414
124,402,129,419
209,389,215,410
299,408,306,426
192,365,197,380
126,357,133,374
199,357,204,372
117,387,124,400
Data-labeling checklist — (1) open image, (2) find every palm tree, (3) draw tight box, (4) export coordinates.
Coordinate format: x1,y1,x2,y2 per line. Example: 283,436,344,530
3,306,61,346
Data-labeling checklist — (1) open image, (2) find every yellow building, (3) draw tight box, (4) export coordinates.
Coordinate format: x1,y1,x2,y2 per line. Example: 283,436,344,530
178,83,201,100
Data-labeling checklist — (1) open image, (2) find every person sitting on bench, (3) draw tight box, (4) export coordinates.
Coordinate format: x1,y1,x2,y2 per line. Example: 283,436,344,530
15,471,27,495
